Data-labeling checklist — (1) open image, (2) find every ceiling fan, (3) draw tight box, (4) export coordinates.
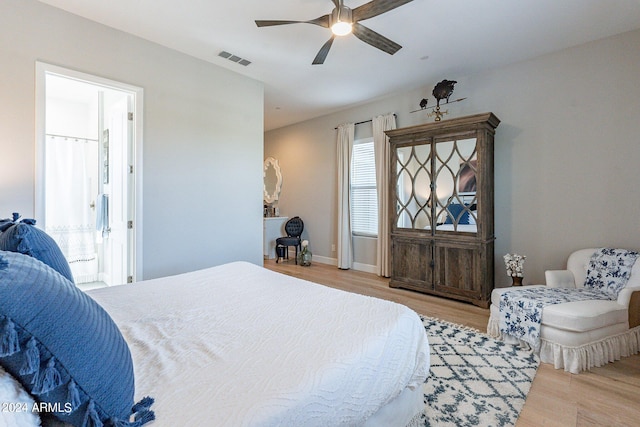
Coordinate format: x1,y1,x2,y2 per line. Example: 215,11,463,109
255,0,414,65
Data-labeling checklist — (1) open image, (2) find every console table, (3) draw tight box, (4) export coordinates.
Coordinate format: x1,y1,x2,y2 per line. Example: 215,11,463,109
263,217,288,259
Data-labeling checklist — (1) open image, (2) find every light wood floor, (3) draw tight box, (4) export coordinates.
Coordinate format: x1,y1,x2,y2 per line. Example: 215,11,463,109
264,259,640,427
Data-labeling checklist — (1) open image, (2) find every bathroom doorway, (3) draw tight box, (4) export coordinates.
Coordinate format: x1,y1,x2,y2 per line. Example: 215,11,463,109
35,63,143,288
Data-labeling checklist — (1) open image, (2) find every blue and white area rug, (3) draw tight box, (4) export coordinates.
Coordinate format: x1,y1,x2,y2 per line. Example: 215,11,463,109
421,317,540,426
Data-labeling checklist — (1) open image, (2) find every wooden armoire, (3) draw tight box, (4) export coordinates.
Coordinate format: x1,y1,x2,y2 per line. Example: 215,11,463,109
385,113,499,308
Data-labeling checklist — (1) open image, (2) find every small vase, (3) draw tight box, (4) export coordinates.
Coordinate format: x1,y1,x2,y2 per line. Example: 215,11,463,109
511,275,523,286
298,250,312,267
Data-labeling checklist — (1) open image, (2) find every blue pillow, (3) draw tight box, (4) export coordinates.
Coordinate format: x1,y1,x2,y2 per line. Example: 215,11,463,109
0,251,154,427
0,217,74,283
0,212,24,233
444,203,470,225
0,219,12,232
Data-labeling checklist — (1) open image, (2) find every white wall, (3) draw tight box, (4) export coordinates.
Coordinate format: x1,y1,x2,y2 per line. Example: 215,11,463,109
46,96,98,140
265,28,640,287
0,0,264,279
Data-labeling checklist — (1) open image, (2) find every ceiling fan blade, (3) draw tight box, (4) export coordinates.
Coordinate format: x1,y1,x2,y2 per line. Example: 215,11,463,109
352,22,401,55
255,20,305,27
353,0,414,22
256,14,330,28
312,36,335,65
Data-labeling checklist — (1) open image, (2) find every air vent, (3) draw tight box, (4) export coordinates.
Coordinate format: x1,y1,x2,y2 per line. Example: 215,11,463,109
218,51,252,67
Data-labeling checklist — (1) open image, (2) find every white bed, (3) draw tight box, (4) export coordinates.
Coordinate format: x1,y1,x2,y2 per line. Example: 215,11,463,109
87,261,430,427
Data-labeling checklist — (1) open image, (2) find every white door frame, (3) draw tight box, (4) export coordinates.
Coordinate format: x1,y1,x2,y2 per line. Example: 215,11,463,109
35,62,144,281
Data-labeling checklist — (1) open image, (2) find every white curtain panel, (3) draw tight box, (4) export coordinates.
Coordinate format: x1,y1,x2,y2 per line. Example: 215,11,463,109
337,123,354,269
45,135,98,283
373,114,396,277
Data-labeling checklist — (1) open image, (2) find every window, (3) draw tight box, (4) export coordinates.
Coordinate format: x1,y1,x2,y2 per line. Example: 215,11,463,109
351,138,378,236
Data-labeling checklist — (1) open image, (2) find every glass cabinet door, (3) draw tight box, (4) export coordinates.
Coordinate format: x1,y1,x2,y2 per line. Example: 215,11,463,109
394,137,478,233
433,137,477,233
396,143,432,229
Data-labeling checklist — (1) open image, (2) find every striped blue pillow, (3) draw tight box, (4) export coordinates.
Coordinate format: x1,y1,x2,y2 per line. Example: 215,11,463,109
0,251,154,426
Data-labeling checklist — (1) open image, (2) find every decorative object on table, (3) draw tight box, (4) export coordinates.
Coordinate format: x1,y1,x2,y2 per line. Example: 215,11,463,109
297,240,312,266
421,316,539,426
504,253,526,286
410,79,466,121
263,205,278,217
255,0,416,65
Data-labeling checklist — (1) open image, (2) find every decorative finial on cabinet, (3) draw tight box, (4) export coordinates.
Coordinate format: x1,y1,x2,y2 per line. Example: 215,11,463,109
410,79,466,121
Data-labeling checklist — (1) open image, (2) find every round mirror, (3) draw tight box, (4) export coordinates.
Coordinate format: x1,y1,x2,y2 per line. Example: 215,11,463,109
263,157,282,204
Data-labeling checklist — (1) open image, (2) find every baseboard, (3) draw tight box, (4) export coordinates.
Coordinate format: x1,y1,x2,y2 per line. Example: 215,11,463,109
312,255,337,266
312,255,378,275
353,262,378,274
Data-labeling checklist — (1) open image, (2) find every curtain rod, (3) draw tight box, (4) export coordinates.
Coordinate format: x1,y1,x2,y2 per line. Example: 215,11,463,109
46,133,99,142
334,113,397,130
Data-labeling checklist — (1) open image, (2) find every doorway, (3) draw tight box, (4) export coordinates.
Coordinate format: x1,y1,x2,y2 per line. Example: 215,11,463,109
35,63,143,287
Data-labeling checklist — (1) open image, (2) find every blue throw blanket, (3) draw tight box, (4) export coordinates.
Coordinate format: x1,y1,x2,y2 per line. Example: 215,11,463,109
499,248,639,351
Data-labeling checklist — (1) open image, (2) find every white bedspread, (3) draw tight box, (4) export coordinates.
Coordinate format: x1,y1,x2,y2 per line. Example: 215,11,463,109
88,262,430,426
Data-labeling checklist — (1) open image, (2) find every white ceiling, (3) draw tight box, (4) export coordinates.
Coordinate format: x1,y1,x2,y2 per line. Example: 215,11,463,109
38,0,640,131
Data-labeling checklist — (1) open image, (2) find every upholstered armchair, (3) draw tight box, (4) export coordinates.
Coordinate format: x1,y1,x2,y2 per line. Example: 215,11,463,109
275,216,304,264
488,248,640,373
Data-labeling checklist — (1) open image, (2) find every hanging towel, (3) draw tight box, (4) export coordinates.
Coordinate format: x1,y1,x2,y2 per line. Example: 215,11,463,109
95,194,109,238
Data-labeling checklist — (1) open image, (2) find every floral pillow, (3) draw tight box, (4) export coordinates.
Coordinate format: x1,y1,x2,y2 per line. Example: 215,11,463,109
584,248,640,298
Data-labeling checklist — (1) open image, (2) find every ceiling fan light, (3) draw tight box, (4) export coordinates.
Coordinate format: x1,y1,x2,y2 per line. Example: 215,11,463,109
330,5,353,36
331,21,353,36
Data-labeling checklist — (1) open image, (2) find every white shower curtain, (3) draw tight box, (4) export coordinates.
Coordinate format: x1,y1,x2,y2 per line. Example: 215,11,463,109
45,135,98,283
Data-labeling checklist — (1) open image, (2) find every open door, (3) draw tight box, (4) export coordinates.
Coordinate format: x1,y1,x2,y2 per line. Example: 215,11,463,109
36,62,143,287
100,92,133,285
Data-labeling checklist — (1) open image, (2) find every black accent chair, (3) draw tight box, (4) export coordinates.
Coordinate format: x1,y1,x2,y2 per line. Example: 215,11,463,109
275,216,304,264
